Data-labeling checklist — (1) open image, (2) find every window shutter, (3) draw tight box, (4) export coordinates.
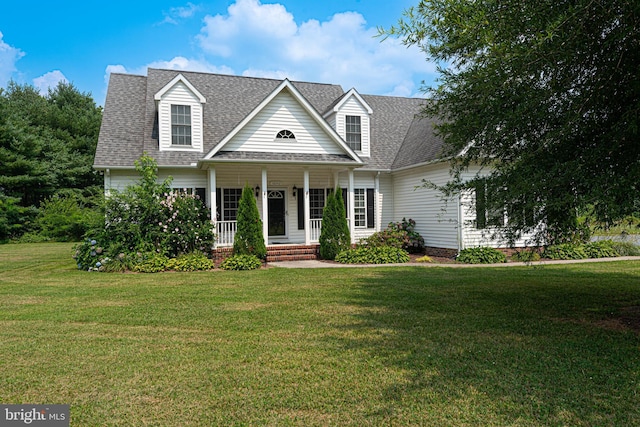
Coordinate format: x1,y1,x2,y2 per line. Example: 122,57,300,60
366,188,375,229
475,183,486,229
342,188,348,218
297,188,304,230
195,188,206,206
216,188,221,221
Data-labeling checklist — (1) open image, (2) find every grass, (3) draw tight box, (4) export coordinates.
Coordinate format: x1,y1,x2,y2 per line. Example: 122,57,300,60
1,243,639,426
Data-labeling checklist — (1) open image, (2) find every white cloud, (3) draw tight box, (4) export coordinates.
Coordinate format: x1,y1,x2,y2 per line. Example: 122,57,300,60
196,1,436,96
0,31,25,87
33,70,67,95
160,2,201,25
197,0,297,57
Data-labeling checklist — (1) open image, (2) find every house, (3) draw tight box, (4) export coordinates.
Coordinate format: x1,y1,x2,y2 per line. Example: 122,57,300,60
94,68,533,259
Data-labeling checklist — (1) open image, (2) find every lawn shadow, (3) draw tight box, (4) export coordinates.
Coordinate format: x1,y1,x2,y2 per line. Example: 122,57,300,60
327,264,640,425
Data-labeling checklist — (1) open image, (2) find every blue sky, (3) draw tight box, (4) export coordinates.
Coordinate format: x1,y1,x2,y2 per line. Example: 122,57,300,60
0,0,437,105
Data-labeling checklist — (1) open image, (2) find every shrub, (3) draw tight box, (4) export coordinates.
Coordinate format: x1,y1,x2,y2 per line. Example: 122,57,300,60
131,253,171,273
159,191,216,257
36,194,104,242
510,250,541,262
319,188,351,260
335,246,410,264
220,254,262,271
0,194,37,242
387,218,425,253
583,240,620,258
73,238,112,271
609,241,640,256
543,243,588,260
167,252,214,271
233,184,267,259
363,228,408,250
457,247,507,264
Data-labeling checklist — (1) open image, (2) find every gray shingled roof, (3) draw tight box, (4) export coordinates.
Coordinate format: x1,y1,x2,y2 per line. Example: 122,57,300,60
95,68,445,171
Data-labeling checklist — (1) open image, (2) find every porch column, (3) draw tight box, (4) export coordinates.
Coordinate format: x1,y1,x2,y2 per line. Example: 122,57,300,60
304,169,310,245
208,167,217,248
375,172,381,231
261,168,268,247
348,169,355,244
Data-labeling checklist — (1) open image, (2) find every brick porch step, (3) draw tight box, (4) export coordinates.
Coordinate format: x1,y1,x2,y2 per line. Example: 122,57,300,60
266,245,320,262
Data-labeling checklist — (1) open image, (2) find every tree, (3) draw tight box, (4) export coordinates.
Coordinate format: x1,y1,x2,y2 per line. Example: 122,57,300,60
233,184,267,259
319,188,351,260
381,1,640,244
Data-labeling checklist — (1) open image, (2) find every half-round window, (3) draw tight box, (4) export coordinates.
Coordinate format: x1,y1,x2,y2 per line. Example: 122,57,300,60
276,129,296,139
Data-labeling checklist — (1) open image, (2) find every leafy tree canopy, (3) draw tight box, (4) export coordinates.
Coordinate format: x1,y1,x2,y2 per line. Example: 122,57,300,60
381,0,639,243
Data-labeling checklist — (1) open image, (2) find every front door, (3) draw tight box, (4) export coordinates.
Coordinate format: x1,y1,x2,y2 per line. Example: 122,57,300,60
268,190,286,236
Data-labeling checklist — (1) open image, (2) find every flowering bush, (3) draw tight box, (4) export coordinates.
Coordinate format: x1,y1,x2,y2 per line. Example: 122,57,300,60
73,155,216,272
159,191,216,257
73,238,111,271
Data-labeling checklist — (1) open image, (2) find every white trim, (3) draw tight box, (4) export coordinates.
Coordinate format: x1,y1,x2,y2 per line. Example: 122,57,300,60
154,74,206,103
325,88,373,115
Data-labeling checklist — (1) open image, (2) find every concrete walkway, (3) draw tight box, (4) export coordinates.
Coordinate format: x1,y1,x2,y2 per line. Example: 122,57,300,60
268,256,640,269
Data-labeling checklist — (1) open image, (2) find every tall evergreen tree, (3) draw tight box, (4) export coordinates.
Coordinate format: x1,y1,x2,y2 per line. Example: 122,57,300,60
233,184,267,259
319,188,351,260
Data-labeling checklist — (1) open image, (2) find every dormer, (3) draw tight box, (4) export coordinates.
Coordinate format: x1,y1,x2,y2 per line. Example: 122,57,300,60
154,74,206,152
324,88,373,157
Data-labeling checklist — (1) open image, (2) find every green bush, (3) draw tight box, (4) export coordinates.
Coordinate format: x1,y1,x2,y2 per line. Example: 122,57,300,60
387,218,425,253
510,250,541,262
583,240,620,258
0,193,37,242
609,241,640,256
73,237,112,271
131,253,171,273
220,254,262,271
363,228,408,250
457,247,507,264
543,243,588,260
167,252,214,272
319,188,351,260
36,194,103,242
335,246,410,264
233,184,267,259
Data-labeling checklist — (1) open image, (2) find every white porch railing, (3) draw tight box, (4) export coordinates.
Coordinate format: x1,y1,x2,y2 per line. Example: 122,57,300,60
216,220,237,247
215,218,348,246
310,218,322,242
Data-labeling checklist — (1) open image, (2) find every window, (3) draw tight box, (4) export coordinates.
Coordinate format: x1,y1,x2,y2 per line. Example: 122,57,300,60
309,189,326,220
345,115,361,151
354,189,366,227
222,188,242,221
172,187,206,206
276,129,295,139
298,188,327,230
475,181,505,229
171,105,191,145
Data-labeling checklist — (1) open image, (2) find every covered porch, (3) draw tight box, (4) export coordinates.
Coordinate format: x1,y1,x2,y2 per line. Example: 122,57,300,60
203,161,377,248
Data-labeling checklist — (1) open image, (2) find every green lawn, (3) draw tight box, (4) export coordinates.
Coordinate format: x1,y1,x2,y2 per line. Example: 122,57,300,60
1,243,639,426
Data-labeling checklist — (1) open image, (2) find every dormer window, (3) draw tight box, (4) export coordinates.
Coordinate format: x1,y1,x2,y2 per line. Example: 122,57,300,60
276,129,296,139
171,105,192,145
345,115,361,151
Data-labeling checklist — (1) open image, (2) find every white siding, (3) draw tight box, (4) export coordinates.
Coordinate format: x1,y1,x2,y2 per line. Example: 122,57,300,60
391,163,460,249
157,81,204,152
379,173,394,227
225,90,343,155
458,168,539,249
334,96,371,157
